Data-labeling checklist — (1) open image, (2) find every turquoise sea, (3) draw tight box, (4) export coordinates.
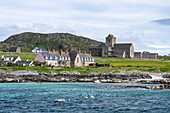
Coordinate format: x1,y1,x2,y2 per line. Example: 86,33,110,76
0,83,169,113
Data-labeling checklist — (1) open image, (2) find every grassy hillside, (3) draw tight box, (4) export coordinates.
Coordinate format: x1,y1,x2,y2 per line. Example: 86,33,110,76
2,32,102,52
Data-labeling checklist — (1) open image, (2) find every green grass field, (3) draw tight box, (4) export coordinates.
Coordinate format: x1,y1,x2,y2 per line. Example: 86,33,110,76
94,57,170,72
0,53,169,73
0,53,37,61
93,57,125,61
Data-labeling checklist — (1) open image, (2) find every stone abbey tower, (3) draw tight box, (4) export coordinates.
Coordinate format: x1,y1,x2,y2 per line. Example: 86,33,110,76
106,34,116,47
89,34,134,58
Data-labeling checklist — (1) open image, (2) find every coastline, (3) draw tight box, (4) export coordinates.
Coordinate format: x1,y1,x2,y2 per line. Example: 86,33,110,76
0,70,169,84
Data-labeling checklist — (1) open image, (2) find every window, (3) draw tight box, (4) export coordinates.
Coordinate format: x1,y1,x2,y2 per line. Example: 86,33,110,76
60,62,63,65
55,56,57,60
50,56,52,60
55,62,57,66
77,58,79,63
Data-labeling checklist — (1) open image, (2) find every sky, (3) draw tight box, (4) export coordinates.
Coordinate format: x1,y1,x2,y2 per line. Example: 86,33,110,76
0,0,170,55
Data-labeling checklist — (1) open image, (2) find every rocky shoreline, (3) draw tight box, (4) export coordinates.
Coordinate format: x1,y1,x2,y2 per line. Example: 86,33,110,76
0,70,169,84
107,84,170,90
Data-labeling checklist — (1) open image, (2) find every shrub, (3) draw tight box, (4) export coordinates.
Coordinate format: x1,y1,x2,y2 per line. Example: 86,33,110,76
126,65,132,67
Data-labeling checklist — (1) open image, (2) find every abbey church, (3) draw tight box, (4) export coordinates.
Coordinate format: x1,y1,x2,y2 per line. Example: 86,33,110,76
89,34,134,58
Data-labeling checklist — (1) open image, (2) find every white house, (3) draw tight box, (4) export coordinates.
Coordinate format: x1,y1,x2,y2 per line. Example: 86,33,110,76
1,55,21,63
32,47,47,53
16,60,33,66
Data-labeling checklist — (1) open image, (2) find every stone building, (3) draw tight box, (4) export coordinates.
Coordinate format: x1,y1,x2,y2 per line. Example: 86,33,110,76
134,51,158,59
89,34,134,58
69,52,95,67
134,52,142,58
8,47,21,53
142,51,158,59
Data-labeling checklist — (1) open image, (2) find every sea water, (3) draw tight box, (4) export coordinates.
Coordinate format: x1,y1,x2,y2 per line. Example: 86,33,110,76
0,83,169,113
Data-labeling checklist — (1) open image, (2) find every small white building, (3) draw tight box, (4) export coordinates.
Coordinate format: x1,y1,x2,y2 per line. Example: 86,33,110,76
16,60,33,66
1,55,21,63
32,47,47,53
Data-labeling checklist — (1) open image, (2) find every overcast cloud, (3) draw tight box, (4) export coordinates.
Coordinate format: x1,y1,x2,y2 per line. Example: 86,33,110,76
0,0,170,55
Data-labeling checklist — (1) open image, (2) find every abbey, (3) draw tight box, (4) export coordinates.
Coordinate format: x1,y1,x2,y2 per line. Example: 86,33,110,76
89,34,134,58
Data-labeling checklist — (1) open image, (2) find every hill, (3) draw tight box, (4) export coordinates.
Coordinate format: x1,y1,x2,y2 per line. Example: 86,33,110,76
2,32,102,52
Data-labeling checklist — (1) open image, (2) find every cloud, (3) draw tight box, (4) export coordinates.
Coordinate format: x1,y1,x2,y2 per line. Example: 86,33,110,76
152,18,170,25
149,45,170,49
0,0,170,55
0,23,75,41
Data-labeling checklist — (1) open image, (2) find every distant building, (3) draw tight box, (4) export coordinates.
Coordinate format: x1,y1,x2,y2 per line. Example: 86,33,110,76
69,52,95,67
16,60,33,66
32,47,47,53
34,50,95,67
8,47,21,53
142,51,158,59
134,52,142,58
89,34,134,58
1,55,21,63
35,49,71,67
166,53,170,57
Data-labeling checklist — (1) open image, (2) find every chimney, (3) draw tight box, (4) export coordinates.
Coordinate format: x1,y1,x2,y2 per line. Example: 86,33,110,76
48,49,51,53
39,48,42,52
66,50,68,54
59,49,62,54
84,51,86,55
53,49,55,53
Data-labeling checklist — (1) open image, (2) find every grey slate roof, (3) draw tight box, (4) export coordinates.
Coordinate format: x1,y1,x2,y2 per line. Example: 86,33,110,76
114,43,132,49
69,53,95,62
35,47,47,51
9,47,18,51
1,56,19,62
41,52,70,61
79,54,94,62
16,61,33,65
